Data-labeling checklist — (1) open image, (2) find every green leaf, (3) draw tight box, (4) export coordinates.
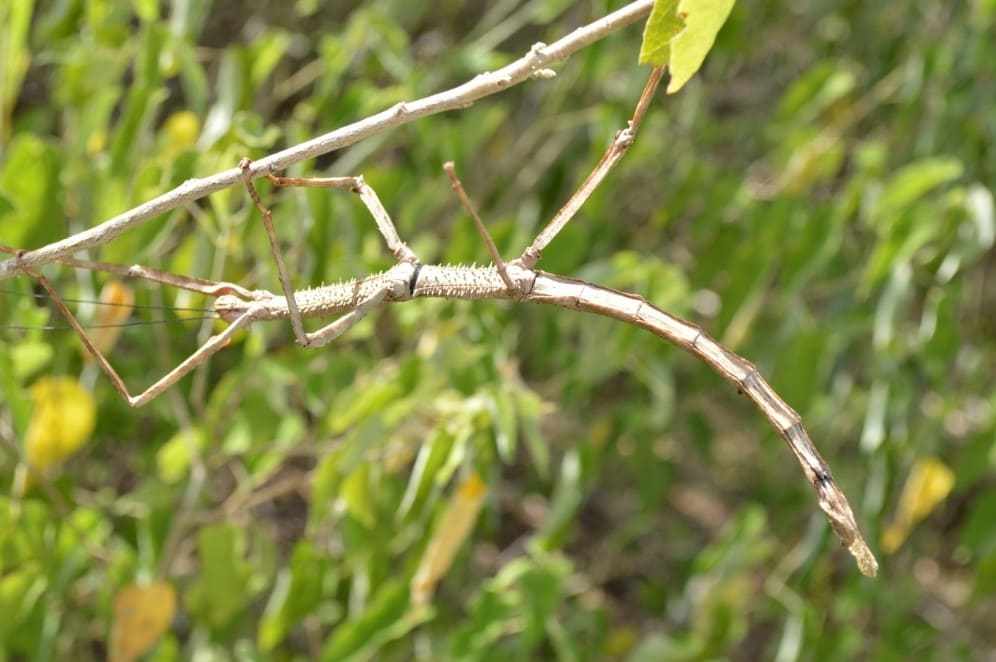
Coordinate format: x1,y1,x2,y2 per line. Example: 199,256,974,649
340,464,377,528
10,340,52,381
638,0,683,67
639,0,735,93
175,39,209,113
248,31,291,88
666,0,736,93
326,379,403,435
259,541,332,651
156,426,205,484
490,386,518,464
186,524,253,630
198,47,243,150
0,0,35,143
397,425,456,518
0,134,62,248
169,0,213,41
516,387,551,479
534,450,583,550
130,0,158,22
961,494,996,555
0,569,44,641
448,552,571,657
109,84,167,175
320,580,412,662
311,447,346,525
874,157,964,226
628,634,687,662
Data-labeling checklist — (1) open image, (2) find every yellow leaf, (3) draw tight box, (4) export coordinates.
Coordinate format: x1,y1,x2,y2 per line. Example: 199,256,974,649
411,472,488,605
86,280,134,360
881,457,955,554
110,581,177,662
24,377,96,474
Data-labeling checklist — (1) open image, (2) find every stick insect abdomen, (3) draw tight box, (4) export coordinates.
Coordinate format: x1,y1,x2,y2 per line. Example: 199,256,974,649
528,270,879,577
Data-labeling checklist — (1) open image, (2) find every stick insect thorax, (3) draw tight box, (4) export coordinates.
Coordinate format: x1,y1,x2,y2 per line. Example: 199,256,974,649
213,262,537,323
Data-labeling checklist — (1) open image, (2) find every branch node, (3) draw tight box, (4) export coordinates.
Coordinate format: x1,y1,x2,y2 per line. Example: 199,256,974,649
616,127,636,148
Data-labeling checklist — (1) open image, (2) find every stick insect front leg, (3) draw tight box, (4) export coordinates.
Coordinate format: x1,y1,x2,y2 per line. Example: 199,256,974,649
2,244,275,407
517,66,666,268
56,255,262,301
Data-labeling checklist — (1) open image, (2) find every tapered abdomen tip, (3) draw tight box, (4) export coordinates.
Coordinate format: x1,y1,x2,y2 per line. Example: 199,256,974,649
850,538,879,577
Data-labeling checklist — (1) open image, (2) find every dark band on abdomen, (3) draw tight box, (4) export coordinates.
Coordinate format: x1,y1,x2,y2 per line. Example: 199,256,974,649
408,262,423,295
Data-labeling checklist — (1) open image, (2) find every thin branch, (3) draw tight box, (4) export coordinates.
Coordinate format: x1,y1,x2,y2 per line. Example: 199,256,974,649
0,0,654,281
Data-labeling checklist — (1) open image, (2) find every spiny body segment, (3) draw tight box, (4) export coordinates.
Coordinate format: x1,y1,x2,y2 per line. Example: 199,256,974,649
214,263,536,322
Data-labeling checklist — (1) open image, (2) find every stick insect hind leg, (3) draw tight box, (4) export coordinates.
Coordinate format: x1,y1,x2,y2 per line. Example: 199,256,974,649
6,255,264,408
238,159,419,348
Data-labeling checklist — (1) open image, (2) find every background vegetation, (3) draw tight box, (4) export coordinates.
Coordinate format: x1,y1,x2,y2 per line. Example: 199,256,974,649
1,0,995,659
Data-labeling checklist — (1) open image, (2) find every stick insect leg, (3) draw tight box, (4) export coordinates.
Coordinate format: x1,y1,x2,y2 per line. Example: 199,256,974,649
240,158,309,346
3,243,262,301
442,162,516,292
304,286,390,348
264,170,418,264
55,256,259,300
517,66,666,269
240,160,419,344
30,268,258,407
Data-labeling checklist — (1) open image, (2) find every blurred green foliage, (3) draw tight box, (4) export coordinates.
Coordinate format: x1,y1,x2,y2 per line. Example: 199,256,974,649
1,0,995,659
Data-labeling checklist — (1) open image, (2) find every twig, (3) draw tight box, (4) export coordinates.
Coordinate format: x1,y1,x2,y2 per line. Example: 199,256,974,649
0,0,654,281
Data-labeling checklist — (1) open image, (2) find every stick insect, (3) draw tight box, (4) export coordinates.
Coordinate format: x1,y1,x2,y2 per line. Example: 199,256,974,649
2,68,878,577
